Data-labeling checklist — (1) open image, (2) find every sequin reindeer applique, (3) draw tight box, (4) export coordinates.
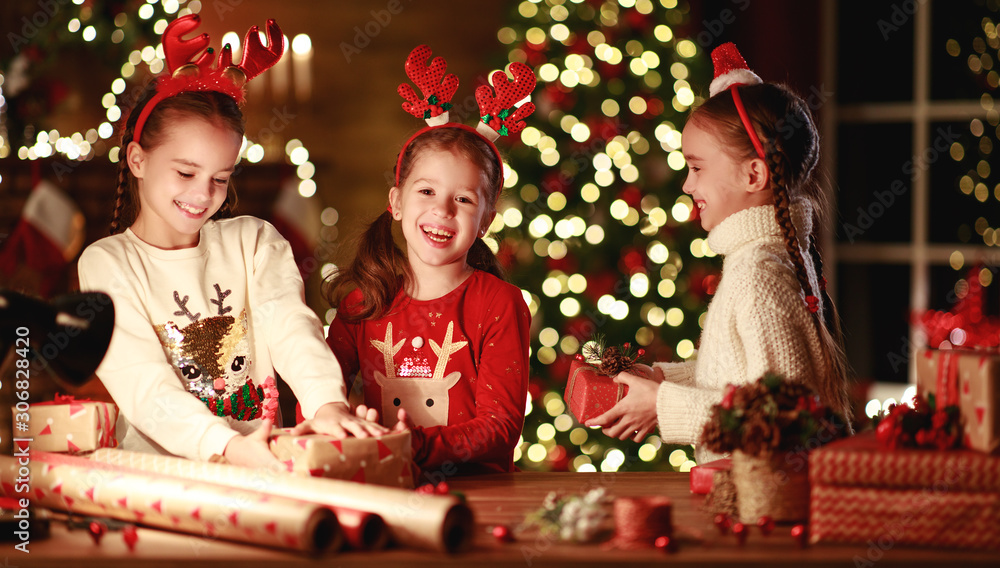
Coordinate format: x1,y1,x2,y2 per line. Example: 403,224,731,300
372,321,467,428
155,284,263,420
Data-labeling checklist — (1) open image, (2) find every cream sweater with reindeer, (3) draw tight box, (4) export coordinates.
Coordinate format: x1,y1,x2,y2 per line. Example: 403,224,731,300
655,204,829,461
79,216,348,461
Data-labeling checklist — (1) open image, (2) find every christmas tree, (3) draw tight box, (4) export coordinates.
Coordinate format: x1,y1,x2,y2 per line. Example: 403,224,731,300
488,0,716,472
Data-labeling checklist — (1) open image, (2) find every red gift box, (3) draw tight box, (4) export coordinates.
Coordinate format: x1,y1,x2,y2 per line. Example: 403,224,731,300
689,458,731,495
914,348,1000,454
565,358,628,424
809,433,1000,549
810,485,1000,549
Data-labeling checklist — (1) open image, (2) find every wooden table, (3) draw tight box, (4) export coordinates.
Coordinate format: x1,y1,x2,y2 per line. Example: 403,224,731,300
12,472,998,567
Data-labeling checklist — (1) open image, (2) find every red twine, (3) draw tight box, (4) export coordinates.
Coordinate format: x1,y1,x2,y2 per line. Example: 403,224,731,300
609,496,672,549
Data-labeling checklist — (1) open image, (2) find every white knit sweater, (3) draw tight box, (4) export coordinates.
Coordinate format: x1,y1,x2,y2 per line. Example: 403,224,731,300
655,204,828,461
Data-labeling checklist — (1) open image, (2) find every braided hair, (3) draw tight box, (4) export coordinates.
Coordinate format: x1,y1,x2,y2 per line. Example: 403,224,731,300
110,83,245,235
691,83,851,421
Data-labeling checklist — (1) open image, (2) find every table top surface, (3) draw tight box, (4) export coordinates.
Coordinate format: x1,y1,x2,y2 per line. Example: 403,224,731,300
8,471,998,567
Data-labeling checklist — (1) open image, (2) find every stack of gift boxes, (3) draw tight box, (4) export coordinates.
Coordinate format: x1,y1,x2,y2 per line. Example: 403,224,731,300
808,273,1000,552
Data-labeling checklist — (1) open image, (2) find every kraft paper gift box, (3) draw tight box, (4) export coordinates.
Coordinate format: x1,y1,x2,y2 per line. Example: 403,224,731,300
269,429,415,489
808,432,1000,549
565,358,628,424
15,394,117,453
914,348,1000,454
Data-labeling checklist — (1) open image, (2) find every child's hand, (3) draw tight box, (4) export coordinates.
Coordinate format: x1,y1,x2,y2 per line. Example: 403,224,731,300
631,363,664,383
390,408,414,433
291,402,389,438
354,404,380,423
586,372,659,442
223,418,281,468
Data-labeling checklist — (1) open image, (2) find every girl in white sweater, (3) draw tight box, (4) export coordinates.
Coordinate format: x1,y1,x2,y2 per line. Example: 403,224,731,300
78,17,385,468
588,44,850,458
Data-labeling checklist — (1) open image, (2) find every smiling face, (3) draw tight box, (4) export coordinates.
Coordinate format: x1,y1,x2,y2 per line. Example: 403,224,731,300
389,147,494,276
126,115,242,249
681,117,771,231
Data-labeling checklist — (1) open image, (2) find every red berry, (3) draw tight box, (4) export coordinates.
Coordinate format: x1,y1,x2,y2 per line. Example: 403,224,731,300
654,535,675,552
122,525,139,551
416,484,436,494
732,522,747,545
88,520,107,545
435,482,450,495
757,516,775,535
713,513,730,535
791,524,807,548
492,525,514,542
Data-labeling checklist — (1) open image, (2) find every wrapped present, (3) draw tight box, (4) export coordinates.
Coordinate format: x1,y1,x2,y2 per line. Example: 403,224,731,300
0,450,338,553
811,485,1000,550
269,429,414,489
689,458,731,495
914,348,1000,453
809,433,1000,549
565,358,628,424
16,394,117,453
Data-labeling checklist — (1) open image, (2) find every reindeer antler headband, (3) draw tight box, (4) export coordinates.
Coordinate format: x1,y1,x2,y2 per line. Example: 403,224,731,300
394,45,537,193
708,43,765,160
133,14,284,143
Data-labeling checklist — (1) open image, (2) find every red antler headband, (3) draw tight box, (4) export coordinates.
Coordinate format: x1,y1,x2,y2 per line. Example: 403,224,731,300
709,43,765,160
394,44,537,196
133,14,284,143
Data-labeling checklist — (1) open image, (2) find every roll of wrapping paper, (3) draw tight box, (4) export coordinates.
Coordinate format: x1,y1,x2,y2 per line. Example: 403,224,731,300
89,448,472,552
0,451,339,554
333,507,389,550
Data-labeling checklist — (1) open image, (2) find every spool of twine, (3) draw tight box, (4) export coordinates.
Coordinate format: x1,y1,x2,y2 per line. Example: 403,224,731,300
609,496,673,549
731,450,809,523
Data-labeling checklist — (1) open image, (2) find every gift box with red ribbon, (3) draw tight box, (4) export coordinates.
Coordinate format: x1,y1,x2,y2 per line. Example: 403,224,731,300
689,458,731,495
14,394,117,454
808,432,1000,549
915,348,1000,454
564,358,628,424
268,429,414,489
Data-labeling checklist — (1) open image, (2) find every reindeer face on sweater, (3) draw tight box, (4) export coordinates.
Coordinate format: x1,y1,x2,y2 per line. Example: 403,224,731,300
155,285,251,399
371,321,466,428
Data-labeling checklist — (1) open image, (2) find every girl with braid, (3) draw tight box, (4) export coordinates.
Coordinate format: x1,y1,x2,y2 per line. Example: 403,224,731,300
589,43,851,461
78,17,384,468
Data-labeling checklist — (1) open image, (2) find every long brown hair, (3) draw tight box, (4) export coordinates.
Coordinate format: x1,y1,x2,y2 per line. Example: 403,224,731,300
691,83,851,421
110,83,245,235
326,127,505,321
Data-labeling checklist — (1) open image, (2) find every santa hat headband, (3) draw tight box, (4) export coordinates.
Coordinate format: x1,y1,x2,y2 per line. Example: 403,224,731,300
708,43,765,160
133,14,284,143
393,45,537,197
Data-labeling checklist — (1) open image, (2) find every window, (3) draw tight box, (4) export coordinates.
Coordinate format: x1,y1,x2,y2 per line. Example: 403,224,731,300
823,0,999,384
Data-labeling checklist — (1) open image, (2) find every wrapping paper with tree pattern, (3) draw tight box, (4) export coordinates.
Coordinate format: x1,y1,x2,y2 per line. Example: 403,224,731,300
268,429,414,488
915,348,999,454
15,395,117,453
